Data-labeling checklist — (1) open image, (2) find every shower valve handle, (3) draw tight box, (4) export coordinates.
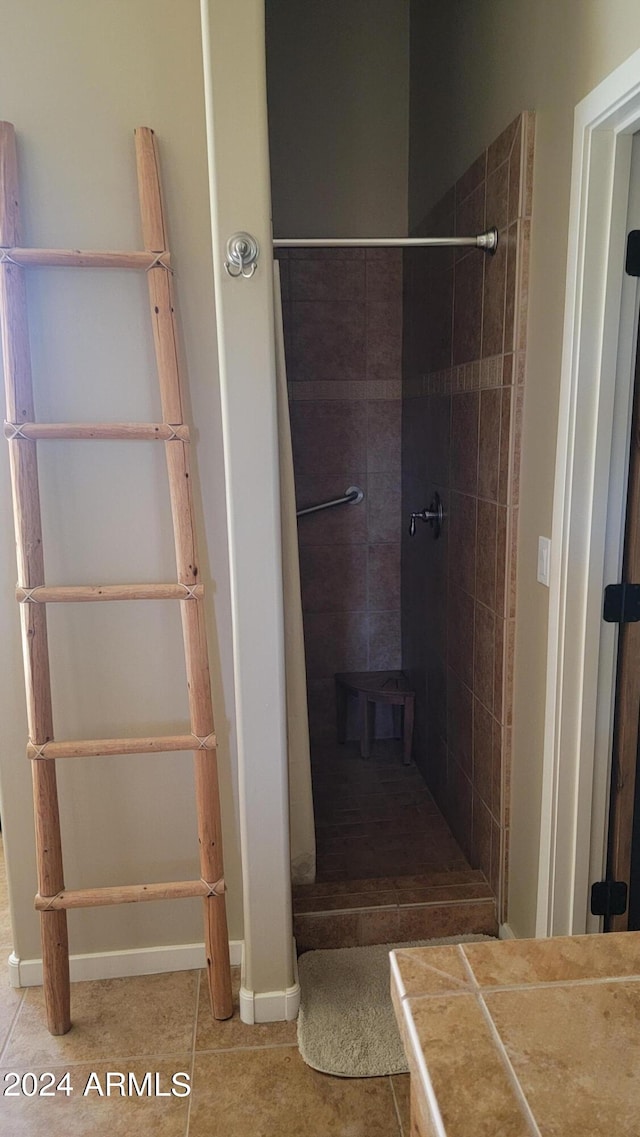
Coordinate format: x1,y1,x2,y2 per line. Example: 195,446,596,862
409,492,444,539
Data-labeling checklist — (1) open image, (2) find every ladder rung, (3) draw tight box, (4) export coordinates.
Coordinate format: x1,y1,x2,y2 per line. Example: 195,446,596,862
4,422,189,441
17,583,203,603
27,733,216,759
35,877,225,911
2,247,171,270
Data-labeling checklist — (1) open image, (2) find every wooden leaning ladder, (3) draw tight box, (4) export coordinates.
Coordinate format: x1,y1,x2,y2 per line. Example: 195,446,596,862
0,122,233,1034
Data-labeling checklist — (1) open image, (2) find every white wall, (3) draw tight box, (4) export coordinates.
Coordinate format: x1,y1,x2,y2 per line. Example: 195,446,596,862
0,0,243,963
409,0,640,936
266,0,410,238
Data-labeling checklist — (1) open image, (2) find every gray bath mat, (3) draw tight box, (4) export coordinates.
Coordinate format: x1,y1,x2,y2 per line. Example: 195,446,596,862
297,934,494,1078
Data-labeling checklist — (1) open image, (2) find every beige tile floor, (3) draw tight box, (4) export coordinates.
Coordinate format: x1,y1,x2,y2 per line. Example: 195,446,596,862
0,837,410,1136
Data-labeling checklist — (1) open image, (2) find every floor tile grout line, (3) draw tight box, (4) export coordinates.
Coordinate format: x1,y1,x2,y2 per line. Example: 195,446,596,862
389,1073,406,1137
194,1041,298,1056
0,987,26,1066
185,968,200,1137
457,949,542,1137
0,1048,200,1071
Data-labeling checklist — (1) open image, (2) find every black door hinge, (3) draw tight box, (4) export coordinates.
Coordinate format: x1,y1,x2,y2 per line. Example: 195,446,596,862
603,583,640,623
590,880,628,918
626,230,640,277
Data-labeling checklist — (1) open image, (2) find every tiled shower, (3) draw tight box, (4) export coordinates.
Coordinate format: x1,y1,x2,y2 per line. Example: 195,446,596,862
278,248,403,748
280,113,533,939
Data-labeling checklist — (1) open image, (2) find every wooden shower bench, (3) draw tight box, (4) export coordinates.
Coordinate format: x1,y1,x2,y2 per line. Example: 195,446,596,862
335,669,415,765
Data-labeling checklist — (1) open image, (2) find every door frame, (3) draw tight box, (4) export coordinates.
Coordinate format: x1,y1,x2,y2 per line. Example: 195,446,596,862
539,47,640,937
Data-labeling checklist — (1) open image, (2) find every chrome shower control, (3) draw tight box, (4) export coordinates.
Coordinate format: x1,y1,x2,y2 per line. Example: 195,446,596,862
409,492,444,539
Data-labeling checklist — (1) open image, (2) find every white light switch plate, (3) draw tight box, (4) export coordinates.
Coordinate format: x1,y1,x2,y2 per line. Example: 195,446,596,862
537,536,551,587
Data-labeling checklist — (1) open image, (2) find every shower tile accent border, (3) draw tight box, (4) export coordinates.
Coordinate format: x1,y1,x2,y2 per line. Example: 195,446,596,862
401,112,534,922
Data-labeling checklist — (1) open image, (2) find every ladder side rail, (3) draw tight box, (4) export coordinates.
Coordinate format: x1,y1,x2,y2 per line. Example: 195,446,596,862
0,121,70,1035
135,126,233,1021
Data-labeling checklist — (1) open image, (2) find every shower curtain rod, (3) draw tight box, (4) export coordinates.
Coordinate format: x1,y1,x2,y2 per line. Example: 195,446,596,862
223,227,497,278
273,226,498,253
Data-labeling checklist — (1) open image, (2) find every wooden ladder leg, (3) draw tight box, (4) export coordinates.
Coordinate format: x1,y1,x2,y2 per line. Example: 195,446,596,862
0,122,70,1034
135,126,232,1020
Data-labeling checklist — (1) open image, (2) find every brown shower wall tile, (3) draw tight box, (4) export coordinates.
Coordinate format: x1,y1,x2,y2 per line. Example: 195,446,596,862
289,379,369,401
447,585,475,688
448,491,477,597
283,250,404,744
368,543,401,610
523,111,536,219
367,399,401,472
451,391,480,494
287,247,366,260
304,611,369,681
453,253,484,364
498,385,512,504
505,222,518,353
508,118,523,224
486,161,509,234
482,230,507,358
488,117,520,174
366,247,403,301
290,301,366,382
456,152,486,205
299,545,368,613
473,697,494,810
290,400,367,475
476,499,498,610
496,505,508,617
289,256,365,303
456,182,485,244
474,601,495,714
447,670,473,778
478,387,502,501
472,793,493,881
517,220,531,351
296,472,368,545
480,356,502,389
368,611,401,670
367,471,401,543
403,112,533,910
367,300,403,381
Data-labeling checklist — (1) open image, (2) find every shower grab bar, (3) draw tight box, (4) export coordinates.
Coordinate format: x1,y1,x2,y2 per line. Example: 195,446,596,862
296,485,364,518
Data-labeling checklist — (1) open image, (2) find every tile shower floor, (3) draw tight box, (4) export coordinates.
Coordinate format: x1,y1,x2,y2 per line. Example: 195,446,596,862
0,835,410,1137
292,741,497,951
312,740,469,882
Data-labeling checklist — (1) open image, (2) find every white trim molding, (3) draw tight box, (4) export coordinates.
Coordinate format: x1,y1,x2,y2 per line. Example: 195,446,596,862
540,47,640,937
239,941,300,1024
7,940,244,988
499,923,517,941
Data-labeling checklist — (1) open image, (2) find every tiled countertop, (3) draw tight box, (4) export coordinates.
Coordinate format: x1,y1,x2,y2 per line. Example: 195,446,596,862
390,931,640,1136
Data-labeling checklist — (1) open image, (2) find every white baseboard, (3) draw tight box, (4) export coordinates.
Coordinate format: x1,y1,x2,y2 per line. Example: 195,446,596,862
238,940,300,1024
7,939,244,988
499,922,517,940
